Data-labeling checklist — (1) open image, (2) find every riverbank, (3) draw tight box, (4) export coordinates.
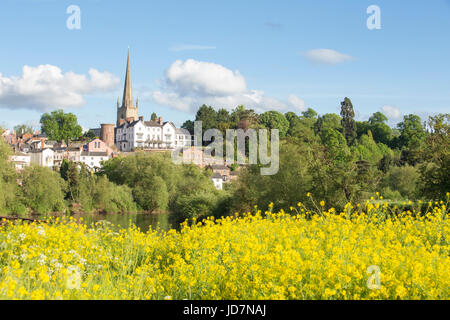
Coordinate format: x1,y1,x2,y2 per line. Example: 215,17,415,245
0,202,448,300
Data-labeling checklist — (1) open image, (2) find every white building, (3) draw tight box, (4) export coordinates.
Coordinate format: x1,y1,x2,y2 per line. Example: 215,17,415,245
80,152,111,171
9,153,31,171
211,173,223,190
29,148,54,168
115,118,192,152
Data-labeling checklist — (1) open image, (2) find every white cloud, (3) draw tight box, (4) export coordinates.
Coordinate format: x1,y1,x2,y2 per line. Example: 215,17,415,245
169,44,217,52
381,105,402,120
0,64,120,111
165,59,247,96
304,49,354,65
286,94,306,112
152,59,302,114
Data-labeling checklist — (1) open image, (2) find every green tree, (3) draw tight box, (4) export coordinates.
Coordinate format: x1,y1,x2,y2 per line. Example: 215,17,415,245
230,105,259,130
40,109,82,142
367,112,392,145
0,136,24,215
417,114,450,199
340,97,357,146
195,105,218,132
151,112,157,121
381,165,419,200
396,114,426,165
259,111,289,137
83,130,97,140
314,113,342,135
21,165,67,214
302,108,318,119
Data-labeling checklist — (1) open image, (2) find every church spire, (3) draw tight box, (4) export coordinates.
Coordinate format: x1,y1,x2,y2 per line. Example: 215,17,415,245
122,49,133,109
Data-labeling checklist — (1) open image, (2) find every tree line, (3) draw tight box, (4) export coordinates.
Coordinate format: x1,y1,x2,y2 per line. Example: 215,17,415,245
1,97,448,222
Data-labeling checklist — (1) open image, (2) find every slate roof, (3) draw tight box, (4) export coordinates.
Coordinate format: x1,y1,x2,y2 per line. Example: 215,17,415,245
81,152,109,157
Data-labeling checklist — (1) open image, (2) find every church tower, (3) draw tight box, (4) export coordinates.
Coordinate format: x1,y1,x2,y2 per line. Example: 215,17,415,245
117,50,139,126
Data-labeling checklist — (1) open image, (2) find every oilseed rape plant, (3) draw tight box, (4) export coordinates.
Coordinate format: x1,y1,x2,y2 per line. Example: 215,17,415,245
0,196,449,300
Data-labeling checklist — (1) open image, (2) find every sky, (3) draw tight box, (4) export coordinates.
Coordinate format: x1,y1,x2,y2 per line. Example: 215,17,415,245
0,0,449,131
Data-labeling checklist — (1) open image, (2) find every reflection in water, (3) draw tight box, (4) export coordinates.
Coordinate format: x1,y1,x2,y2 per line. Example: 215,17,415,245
67,212,173,233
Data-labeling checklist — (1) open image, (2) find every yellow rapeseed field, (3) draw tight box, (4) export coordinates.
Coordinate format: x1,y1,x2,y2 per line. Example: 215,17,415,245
0,197,449,300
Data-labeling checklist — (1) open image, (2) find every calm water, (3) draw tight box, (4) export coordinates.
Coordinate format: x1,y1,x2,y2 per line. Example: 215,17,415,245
35,212,175,233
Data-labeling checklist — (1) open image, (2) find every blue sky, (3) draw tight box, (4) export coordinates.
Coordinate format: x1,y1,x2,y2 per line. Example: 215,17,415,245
0,0,449,130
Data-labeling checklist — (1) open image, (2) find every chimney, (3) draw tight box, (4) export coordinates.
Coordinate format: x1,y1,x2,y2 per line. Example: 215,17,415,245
139,116,144,122
158,116,163,124
119,119,126,126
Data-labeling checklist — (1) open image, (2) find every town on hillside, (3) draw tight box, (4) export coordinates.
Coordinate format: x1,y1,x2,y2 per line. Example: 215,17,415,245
1,53,239,190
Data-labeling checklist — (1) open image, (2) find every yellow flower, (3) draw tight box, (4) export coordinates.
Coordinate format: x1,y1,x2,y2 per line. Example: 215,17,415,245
320,201,325,207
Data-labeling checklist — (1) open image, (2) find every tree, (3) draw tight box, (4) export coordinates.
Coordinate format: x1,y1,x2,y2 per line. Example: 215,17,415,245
133,174,169,213
302,108,318,119
381,165,419,199
181,120,195,134
83,130,97,140
396,114,426,165
314,113,342,135
151,112,158,121
195,105,218,132
230,105,259,130
21,165,67,214
367,112,392,145
14,124,34,136
417,114,450,199
40,109,82,142
0,136,24,215
340,97,357,146
259,111,289,137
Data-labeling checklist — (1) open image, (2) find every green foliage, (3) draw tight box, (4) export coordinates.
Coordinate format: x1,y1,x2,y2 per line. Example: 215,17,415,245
381,165,419,199
0,138,24,215
101,153,222,218
340,97,357,146
195,105,218,132
83,130,97,140
302,108,318,119
259,111,289,137
60,159,135,213
417,114,450,199
40,109,82,142
21,165,67,214
134,174,169,212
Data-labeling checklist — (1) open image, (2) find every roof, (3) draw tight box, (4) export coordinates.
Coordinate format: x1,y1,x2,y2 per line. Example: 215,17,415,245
210,164,229,170
81,152,109,157
176,128,191,135
116,119,141,129
144,120,162,127
29,148,54,154
211,172,223,179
